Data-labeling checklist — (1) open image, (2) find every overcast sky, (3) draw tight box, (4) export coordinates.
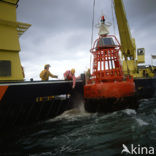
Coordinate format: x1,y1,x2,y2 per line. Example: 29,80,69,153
17,0,156,80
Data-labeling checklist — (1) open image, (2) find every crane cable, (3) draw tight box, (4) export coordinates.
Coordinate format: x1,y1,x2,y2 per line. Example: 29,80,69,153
111,0,116,36
91,0,95,49
90,0,95,73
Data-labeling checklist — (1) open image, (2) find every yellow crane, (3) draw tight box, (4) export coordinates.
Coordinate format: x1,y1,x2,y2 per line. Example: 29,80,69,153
113,0,156,78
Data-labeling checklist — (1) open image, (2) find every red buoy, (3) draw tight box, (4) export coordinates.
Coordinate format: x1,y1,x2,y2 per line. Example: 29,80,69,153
84,16,135,112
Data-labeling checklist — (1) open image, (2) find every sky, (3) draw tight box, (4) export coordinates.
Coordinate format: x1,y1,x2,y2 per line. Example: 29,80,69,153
16,0,156,80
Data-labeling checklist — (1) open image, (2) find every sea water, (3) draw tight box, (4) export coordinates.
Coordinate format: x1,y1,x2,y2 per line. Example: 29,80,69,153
0,98,156,156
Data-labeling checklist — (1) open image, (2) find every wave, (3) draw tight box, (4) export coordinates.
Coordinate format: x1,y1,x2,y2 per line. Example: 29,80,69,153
46,102,91,122
122,109,137,115
135,118,149,126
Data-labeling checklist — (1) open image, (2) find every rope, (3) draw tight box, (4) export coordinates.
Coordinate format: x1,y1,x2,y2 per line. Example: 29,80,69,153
90,0,96,73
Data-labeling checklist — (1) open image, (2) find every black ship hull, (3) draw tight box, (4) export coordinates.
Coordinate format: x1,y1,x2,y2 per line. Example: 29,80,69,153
0,77,156,129
0,80,84,130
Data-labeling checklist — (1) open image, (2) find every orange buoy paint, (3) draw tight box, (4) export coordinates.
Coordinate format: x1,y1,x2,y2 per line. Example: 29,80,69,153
84,78,135,99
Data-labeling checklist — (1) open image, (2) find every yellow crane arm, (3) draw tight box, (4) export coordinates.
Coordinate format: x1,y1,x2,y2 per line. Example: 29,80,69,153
113,0,136,60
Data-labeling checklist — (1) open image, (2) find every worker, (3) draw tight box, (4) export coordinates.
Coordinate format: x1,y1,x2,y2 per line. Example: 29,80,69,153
85,68,91,82
40,64,58,81
64,68,76,88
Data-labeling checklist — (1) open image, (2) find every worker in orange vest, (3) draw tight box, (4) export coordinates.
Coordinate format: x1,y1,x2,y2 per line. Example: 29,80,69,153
40,64,58,81
64,68,76,88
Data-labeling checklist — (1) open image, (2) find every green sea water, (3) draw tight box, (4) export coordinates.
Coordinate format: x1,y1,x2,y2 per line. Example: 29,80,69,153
0,98,156,156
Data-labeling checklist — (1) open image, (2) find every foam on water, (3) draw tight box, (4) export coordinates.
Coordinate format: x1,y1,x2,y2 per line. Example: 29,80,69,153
122,109,137,115
135,118,149,126
47,102,91,122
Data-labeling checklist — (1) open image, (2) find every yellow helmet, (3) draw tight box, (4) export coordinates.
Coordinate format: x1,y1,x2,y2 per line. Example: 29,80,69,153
44,64,51,69
71,68,75,74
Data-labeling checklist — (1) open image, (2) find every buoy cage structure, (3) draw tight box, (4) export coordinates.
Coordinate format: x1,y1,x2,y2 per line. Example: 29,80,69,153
84,34,136,112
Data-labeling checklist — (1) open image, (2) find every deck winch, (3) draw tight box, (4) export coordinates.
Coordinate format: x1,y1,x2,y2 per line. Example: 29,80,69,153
84,16,135,102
